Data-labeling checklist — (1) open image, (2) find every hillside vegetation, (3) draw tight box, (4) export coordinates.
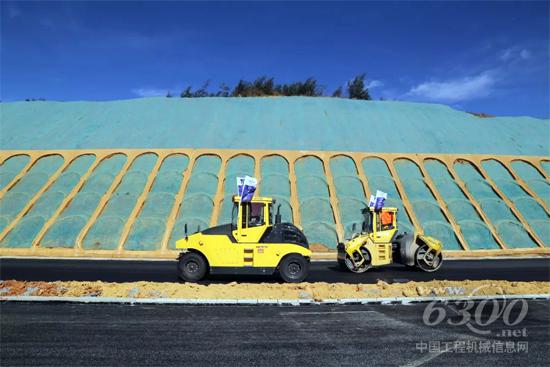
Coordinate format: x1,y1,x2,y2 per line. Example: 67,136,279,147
172,74,372,99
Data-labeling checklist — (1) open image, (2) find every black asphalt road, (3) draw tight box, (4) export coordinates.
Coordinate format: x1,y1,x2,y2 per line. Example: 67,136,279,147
1,258,549,284
1,300,549,366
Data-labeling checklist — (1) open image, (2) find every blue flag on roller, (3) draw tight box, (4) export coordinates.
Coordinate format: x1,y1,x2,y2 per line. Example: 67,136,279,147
374,190,387,210
236,176,257,202
368,194,376,208
237,177,245,196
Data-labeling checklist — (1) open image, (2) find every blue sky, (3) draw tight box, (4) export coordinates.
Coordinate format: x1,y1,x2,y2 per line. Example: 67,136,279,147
1,1,549,118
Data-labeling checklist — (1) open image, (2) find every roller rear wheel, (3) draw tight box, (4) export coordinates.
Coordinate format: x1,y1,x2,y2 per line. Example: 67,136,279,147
279,254,309,283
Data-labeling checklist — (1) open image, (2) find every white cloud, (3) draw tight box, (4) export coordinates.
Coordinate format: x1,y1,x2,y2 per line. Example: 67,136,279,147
520,49,531,60
131,88,168,97
500,48,513,61
408,72,496,102
500,47,531,62
366,80,384,89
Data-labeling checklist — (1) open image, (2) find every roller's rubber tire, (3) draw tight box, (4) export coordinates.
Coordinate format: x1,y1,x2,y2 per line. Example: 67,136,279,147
278,254,309,283
178,252,208,282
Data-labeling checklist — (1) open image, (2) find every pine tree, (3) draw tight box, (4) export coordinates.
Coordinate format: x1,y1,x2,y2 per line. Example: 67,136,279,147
332,86,343,97
180,86,193,98
347,74,371,100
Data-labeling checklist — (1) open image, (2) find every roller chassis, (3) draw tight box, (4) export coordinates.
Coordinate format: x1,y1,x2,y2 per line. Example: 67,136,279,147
175,196,311,282
337,207,443,273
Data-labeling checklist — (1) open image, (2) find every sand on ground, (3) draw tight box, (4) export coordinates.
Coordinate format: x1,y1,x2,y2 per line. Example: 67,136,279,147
1,279,548,300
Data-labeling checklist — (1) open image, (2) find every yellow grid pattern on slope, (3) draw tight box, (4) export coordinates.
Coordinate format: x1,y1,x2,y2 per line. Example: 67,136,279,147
0,148,548,259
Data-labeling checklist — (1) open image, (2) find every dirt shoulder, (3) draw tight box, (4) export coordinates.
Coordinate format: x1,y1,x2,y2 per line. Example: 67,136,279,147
1,279,548,301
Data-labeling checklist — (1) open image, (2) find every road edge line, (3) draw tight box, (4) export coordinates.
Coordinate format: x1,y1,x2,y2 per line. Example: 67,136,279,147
2,255,549,262
2,293,549,305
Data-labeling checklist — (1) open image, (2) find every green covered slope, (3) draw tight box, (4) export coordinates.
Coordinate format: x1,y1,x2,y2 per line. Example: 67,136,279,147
1,97,548,155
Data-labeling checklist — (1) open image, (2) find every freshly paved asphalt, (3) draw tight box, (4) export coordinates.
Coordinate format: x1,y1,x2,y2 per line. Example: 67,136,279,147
1,300,548,366
1,257,549,284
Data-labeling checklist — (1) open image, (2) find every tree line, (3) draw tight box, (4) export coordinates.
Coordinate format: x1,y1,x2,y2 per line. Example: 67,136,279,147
167,74,372,100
